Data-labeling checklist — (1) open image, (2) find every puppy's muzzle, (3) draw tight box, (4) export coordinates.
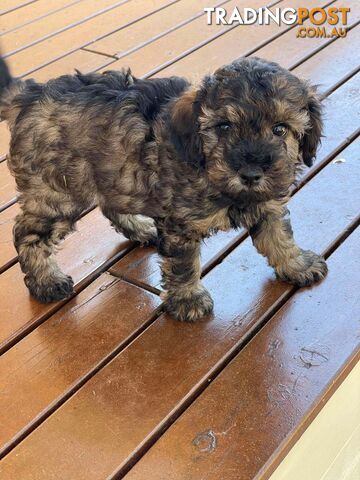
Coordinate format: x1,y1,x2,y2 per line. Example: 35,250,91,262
239,166,263,187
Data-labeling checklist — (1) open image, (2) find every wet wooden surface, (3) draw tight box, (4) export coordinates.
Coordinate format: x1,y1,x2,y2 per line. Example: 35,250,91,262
126,227,360,480
0,1,359,478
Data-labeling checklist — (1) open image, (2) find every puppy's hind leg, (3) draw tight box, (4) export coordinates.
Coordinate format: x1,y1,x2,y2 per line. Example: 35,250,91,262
14,207,78,303
102,208,157,245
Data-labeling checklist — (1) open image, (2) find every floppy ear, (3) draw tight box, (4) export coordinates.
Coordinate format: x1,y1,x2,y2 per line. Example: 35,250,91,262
170,89,204,168
300,87,323,167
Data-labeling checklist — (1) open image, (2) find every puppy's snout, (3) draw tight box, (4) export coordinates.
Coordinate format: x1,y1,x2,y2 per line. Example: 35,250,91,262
239,166,263,187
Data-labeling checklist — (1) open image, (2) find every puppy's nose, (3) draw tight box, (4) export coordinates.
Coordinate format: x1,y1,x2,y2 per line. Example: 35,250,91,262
239,169,263,186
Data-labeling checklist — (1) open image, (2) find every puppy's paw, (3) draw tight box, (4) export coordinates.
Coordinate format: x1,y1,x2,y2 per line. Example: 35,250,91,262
276,250,328,287
134,225,158,246
119,216,158,245
25,272,74,303
164,286,214,322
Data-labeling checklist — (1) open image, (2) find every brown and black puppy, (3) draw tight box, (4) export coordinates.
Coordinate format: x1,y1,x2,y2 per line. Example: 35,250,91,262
0,56,327,321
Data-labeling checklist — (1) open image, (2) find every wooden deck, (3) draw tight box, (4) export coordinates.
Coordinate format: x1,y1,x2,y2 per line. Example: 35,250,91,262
0,1,359,478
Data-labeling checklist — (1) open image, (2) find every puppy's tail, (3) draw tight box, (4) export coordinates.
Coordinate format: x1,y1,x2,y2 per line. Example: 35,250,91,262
0,53,25,127
0,55,13,100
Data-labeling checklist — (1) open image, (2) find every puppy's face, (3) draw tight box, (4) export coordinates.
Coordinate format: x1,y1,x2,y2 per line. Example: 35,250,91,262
170,57,322,202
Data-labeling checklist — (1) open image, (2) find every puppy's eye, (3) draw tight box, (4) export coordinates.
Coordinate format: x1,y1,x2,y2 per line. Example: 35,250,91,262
216,122,232,132
272,124,288,137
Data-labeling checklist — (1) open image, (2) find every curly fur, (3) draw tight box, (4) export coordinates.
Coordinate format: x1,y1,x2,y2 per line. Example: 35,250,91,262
0,56,327,321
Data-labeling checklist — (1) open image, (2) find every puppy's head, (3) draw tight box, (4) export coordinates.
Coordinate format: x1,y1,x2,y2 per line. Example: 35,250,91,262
170,57,322,201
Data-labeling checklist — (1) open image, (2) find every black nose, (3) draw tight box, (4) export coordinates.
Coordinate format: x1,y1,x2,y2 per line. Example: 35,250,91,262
239,170,263,186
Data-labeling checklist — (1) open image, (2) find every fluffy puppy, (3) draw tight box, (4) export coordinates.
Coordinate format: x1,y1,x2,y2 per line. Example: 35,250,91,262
0,56,327,321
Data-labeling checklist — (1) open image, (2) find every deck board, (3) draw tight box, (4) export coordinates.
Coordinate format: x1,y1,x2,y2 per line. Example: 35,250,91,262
0,0,84,35
1,0,129,56
0,274,161,455
5,0,178,77
0,0,38,16
105,0,313,78
0,0,359,477
152,0,335,79
252,0,359,68
84,0,222,57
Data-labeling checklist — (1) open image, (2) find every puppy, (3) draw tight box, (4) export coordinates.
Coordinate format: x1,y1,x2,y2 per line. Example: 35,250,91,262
0,56,327,321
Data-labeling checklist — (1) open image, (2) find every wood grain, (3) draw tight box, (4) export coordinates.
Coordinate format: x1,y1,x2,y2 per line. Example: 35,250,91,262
5,0,177,77
105,0,305,78
1,0,128,56
85,0,222,57
0,273,161,454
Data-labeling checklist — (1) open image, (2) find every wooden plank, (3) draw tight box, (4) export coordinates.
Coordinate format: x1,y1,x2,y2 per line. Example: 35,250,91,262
293,26,360,94
253,0,360,67
0,161,16,212
0,273,161,455
0,0,84,35
0,0,37,16
1,0,129,56
148,0,335,80
85,0,226,57
0,203,18,273
0,208,132,352
103,0,306,78
26,0,227,80
110,230,244,292
109,74,360,290
125,227,360,480
5,0,178,77
0,135,358,479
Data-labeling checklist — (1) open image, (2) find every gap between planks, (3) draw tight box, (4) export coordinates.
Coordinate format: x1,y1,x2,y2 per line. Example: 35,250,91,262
4,0,182,78
2,0,133,58
0,300,164,458
0,240,137,356
0,0,86,37
80,0,232,60
0,0,38,17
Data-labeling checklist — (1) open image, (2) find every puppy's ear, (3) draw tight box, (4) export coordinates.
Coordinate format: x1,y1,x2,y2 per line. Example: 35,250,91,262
170,89,204,168
300,87,323,167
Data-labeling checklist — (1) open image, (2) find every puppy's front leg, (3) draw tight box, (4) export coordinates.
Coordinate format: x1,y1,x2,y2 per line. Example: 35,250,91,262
248,204,328,287
158,230,213,322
